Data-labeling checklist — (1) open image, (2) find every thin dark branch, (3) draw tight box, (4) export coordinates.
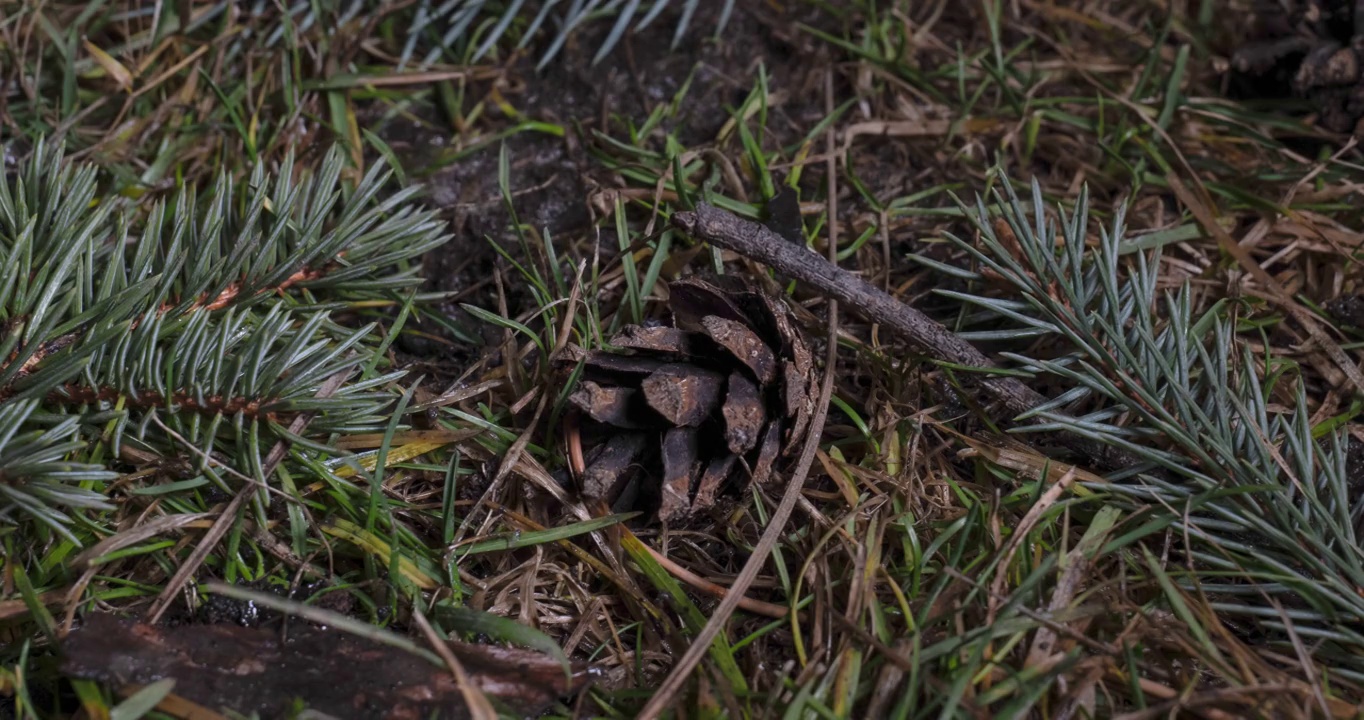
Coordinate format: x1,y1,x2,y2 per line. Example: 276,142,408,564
671,201,1144,475
51,385,281,419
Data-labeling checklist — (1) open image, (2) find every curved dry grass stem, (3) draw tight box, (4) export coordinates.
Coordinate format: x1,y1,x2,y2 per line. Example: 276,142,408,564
634,68,845,719
412,608,498,720
639,541,790,620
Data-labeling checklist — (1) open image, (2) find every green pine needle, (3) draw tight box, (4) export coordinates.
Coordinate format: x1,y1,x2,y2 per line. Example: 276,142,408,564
925,177,1364,679
0,140,451,545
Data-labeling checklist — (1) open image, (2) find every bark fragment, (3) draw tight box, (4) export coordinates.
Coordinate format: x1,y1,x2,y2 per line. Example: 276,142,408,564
61,613,592,720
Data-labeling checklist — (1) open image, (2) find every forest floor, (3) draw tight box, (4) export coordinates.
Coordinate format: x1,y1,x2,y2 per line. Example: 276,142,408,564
4,1,1364,718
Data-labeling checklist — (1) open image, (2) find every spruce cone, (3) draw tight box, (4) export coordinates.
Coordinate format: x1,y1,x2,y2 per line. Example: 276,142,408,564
560,277,817,522
1231,0,1364,135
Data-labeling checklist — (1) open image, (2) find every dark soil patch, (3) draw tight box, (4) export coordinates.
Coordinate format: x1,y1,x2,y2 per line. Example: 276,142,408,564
366,2,835,361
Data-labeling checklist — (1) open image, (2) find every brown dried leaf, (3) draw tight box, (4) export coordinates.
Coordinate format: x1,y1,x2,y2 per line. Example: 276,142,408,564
642,364,725,427
82,39,135,91
659,428,700,521
701,315,777,385
61,614,591,720
722,372,766,455
581,432,648,500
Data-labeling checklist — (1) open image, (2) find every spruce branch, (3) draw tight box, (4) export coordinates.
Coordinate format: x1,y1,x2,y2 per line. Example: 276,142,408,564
54,307,399,434
926,177,1364,675
397,0,737,71
0,400,117,543
0,141,448,402
0,138,452,539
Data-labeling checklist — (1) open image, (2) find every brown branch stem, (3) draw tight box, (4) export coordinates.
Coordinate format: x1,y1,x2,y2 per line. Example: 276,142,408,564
51,384,282,420
671,201,1142,474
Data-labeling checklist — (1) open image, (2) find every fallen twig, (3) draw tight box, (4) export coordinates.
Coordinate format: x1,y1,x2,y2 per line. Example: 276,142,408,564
636,74,844,718
671,201,1143,474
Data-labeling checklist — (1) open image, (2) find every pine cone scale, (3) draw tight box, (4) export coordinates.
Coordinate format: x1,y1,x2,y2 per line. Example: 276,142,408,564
641,364,725,427
610,326,699,355
571,381,644,428
721,371,765,455
750,421,783,485
581,433,646,499
659,427,700,521
667,280,750,330
700,315,778,385
562,277,818,523
694,453,738,511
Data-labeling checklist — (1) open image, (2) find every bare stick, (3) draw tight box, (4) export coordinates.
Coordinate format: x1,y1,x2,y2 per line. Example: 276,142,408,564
671,201,1141,473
